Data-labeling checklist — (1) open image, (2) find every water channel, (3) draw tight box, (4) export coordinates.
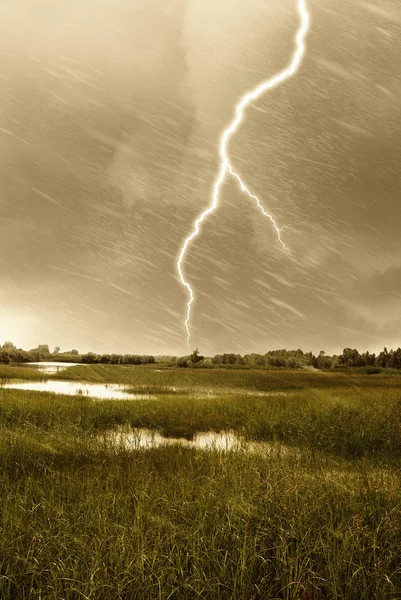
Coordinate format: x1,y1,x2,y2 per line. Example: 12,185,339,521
1,377,152,401
1,362,153,400
100,428,292,456
28,362,85,374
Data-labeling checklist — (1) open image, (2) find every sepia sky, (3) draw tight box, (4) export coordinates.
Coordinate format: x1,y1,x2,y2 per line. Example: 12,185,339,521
1,0,401,356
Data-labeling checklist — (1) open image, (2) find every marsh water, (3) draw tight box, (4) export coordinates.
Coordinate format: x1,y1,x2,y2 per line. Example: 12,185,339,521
28,362,85,374
102,429,240,451
1,363,293,453
0,379,152,401
100,428,292,456
1,362,153,400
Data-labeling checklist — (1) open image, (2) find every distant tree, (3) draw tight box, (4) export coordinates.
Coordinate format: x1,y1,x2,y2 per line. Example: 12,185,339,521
70,349,79,355
393,348,401,369
82,352,100,364
268,356,286,368
316,353,333,370
0,347,31,364
142,356,155,365
339,348,362,368
190,349,204,364
304,352,316,366
221,353,237,365
0,351,10,364
176,357,188,368
38,345,50,354
361,351,376,367
377,347,389,368
122,355,141,365
15,350,31,363
244,353,264,365
254,354,265,366
53,346,60,354
2,341,16,351
27,350,41,362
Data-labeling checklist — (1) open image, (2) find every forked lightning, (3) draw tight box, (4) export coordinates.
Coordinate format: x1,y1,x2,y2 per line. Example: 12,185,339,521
178,0,310,346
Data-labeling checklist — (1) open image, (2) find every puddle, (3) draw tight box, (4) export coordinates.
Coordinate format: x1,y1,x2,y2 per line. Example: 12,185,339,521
101,428,293,455
28,362,85,374
101,429,240,450
0,380,152,401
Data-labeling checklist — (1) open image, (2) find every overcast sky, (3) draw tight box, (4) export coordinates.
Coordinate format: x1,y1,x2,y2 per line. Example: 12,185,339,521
1,0,400,356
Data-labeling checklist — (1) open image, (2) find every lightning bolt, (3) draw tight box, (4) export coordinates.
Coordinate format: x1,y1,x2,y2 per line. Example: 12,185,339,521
177,0,310,347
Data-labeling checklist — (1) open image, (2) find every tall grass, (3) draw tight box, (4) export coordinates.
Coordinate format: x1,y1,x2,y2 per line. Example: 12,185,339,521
38,363,401,390
0,433,400,599
1,386,400,461
3,362,401,391
0,365,45,380
1,370,401,598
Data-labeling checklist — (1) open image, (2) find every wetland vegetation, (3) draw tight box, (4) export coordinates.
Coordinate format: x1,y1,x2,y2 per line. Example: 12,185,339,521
0,364,400,599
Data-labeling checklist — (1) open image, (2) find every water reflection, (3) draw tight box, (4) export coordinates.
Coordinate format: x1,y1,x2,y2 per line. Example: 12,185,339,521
1,380,152,401
102,429,240,450
101,428,292,456
28,362,84,374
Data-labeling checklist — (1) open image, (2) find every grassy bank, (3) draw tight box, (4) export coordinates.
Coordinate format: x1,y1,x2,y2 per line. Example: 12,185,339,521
1,434,400,599
54,364,401,390
0,365,45,381
1,370,401,598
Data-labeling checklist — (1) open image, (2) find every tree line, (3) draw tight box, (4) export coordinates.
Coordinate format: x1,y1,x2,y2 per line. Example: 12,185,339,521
80,353,156,365
0,342,155,366
1,340,401,371
178,347,401,371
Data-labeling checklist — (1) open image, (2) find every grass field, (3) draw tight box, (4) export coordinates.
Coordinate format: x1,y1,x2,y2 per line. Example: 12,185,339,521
1,366,401,599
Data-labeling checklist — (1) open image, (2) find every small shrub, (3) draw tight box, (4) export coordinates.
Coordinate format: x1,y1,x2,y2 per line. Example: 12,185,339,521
365,367,382,375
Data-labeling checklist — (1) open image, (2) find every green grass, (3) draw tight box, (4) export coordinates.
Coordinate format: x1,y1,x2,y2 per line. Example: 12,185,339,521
1,368,401,598
1,435,400,599
0,365,45,380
